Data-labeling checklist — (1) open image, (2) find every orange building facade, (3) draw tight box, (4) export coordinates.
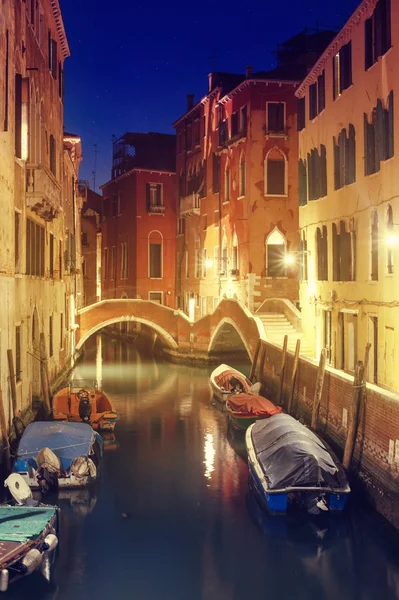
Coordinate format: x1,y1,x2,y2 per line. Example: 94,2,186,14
296,0,399,391
101,133,177,307
174,72,302,321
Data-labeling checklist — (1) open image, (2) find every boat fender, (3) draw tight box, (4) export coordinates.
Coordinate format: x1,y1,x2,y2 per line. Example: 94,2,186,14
36,447,62,474
43,534,58,552
21,549,42,574
70,456,90,479
88,458,97,479
249,382,261,395
0,570,9,592
4,473,33,505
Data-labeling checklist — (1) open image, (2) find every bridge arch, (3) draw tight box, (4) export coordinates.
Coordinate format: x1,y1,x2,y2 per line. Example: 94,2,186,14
75,315,178,351
208,317,252,359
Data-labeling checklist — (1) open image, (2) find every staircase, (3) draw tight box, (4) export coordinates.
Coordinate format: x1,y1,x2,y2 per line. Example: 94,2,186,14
257,312,314,358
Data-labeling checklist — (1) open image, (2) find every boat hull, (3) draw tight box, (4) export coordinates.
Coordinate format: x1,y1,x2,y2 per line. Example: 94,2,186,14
229,414,261,431
52,387,119,432
210,364,252,404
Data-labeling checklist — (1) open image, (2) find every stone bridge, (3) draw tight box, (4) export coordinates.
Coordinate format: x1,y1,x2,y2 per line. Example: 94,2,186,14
76,299,265,362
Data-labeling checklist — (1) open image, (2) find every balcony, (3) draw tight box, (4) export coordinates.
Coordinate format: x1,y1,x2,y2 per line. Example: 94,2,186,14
26,164,61,221
180,193,200,216
147,203,166,215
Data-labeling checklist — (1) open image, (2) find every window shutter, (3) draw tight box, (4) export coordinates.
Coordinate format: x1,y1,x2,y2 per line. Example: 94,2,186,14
317,71,325,113
320,145,327,197
14,74,22,158
333,138,340,189
297,97,305,131
332,55,337,100
146,183,150,208
156,184,161,206
387,90,394,159
309,83,317,120
348,124,356,184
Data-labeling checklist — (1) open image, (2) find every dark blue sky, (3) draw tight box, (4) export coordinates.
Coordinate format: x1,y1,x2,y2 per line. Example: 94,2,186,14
61,0,360,191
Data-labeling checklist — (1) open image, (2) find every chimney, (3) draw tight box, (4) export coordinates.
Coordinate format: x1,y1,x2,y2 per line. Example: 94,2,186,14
186,94,194,112
246,65,253,78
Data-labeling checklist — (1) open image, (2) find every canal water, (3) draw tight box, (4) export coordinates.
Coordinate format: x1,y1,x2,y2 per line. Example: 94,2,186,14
5,336,399,600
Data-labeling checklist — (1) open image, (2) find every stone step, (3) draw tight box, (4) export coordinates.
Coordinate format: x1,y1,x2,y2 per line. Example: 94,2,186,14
256,311,314,359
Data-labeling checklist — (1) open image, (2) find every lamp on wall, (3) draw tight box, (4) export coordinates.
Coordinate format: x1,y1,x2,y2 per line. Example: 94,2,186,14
284,250,311,265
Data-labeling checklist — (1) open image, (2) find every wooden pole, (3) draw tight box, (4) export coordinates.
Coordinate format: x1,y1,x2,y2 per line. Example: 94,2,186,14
311,348,327,431
0,391,11,471
7,349,17,417
249,339,261,382
39,333,51,413
343,360,365,470
278,335,288,405
287,339,301,414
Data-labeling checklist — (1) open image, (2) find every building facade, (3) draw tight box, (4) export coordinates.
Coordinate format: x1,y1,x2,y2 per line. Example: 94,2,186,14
0,0,81,423
173,32,335,321
296,0,398,390
80,186,102,307
101,133,177,307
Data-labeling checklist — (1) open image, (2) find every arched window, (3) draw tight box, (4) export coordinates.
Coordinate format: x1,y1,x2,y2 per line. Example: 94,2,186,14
148,231,163,278
266,227,286,277
232,231,238,274
371,211,378,281
265,148,286,196
316,226,328,280
224,164,231,202
386,204,394,274
239,153,246,197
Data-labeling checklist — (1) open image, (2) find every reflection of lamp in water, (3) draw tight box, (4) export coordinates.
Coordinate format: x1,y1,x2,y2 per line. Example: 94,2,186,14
204,433,215,480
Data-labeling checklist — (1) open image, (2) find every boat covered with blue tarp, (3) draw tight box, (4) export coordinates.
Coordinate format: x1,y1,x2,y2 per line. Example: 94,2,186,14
14,422,103,491
246,413,350,515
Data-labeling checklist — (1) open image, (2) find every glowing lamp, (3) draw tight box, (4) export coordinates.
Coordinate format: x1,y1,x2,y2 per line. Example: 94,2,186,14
386,234,399,247
284,254,295,265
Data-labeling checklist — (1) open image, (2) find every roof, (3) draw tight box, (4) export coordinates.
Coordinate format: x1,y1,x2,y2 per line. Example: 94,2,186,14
16,421,95,471
111,132,176,179
50,0,70,58
0,506,56,543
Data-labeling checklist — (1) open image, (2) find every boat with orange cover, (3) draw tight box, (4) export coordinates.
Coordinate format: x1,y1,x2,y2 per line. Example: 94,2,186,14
226,394,282,431
210,364,260,403
52,381,119,432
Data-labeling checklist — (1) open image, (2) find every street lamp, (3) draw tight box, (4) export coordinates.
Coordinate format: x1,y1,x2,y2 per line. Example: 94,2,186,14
284,250,311,266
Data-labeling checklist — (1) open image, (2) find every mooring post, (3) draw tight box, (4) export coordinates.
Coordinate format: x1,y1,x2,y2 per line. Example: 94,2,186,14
0,391,11,471
343,360,365,470
278,335,288,405
39,333,52,414
249,339,261,383
287,339,301,414
311,348,327,431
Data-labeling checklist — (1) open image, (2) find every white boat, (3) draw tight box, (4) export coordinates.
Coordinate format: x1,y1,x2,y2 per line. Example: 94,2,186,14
209,363,260,403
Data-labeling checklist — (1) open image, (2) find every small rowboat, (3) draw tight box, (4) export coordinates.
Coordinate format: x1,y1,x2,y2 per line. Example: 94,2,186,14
226,394,282,431
14,421,103,491
53,380,119,432
246,413,350,515
0,474,59,592
210,364,260,403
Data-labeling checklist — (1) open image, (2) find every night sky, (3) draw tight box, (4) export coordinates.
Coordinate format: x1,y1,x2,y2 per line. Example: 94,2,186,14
61,0,360,191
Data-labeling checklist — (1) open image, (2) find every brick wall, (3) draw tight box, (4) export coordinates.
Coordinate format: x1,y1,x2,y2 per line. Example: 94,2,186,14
254,340,399,527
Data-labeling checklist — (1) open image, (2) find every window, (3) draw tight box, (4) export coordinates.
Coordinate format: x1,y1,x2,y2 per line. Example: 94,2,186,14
49,232,54,278
149,292,163,304
202,248,207,278
194,118,200,147
26,218,45,276
177,217,185,235
149,232,162,278
15,74,22,158
224,168,230,202
333,220,356,282
48,33,57,79
111,246,116,280
212,153,220,193
297,97,305,131
221,237,228,275
241,105,248,136
298,159,307,206
267,102,285,133
103,247,108,279
333,125,356,189
309,71,325,120
195,249,200,278
121,242,128,279
299,233,308,281
49,134,56,176
231,112,239,137
365,0,391,69
60,313,64,349
309,83,317,120
266,228,286,277
15,325,21,382
364,92,394,175
202,115,206,138
147,183,162,207
266,148,286,195
386,205,394,274
214,246,219,276
81,232,88,247
219,119,228,145
316,226,328,280
307,145,327,200
58,63,64,101
49,316,53,357
332,41,352,99
371,210,378,281
15,211,20,271
239,156,246,196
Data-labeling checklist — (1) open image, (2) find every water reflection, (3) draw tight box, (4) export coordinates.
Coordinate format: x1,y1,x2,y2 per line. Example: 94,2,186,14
3,335,399,599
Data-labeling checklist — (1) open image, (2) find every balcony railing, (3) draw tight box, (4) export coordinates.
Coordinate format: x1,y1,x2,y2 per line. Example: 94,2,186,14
26,164,61,221
147,203,166,215
180,193,200,216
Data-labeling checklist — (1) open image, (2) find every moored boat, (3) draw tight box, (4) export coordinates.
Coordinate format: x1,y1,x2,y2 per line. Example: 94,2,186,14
246,413,350,515
226,394,282,431
210,364,260,403
52,380,119,431
14,421,103,492
0,474,59,592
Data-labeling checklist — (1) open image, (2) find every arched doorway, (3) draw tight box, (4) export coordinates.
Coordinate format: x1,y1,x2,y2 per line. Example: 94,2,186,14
31,308,40,404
